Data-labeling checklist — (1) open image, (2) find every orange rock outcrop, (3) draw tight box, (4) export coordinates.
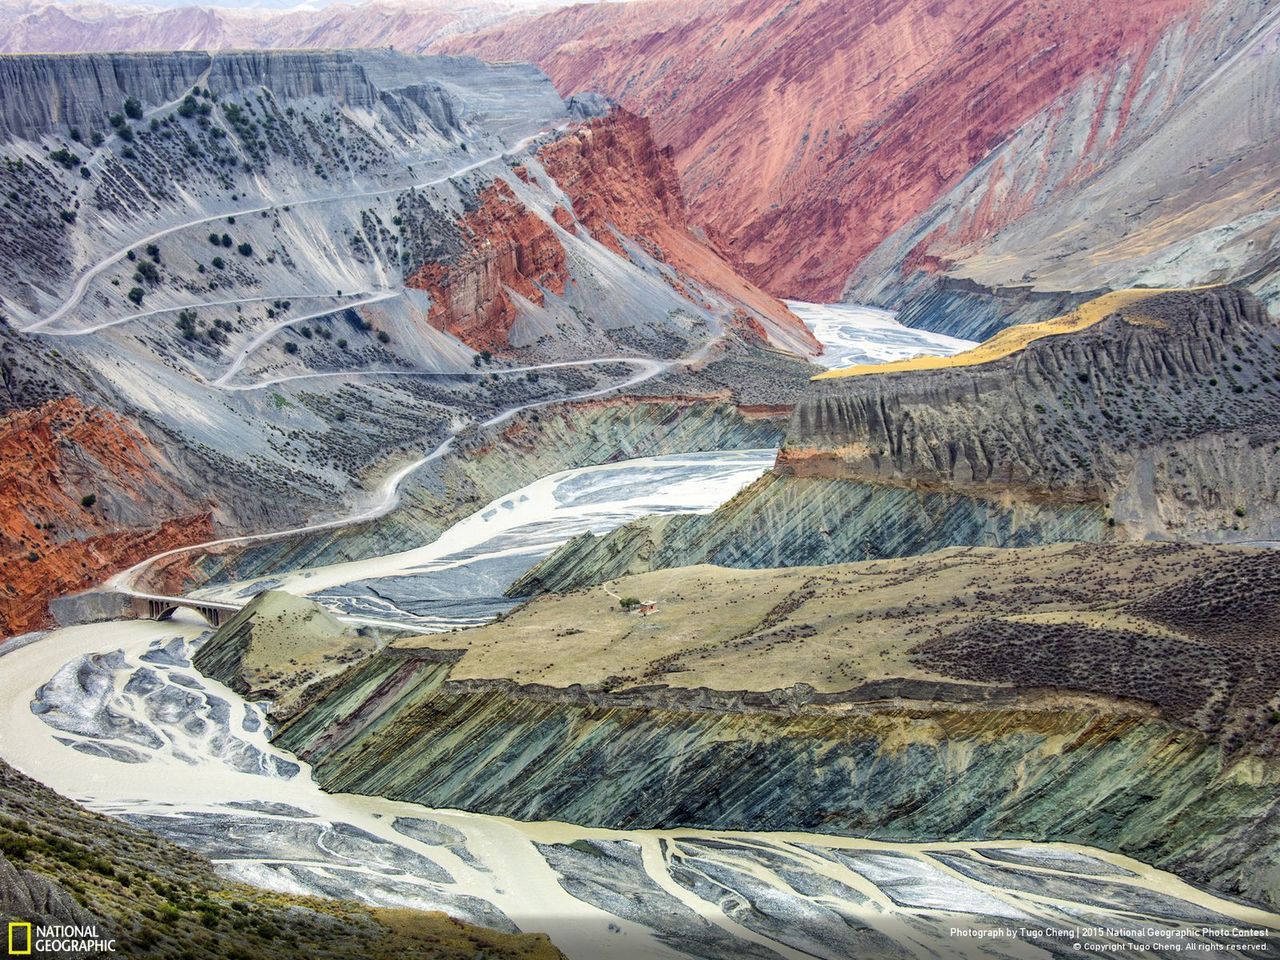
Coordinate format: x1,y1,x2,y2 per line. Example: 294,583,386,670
0,397,211,636
538,110,819,352
444,0,1205,300
406,180,568,352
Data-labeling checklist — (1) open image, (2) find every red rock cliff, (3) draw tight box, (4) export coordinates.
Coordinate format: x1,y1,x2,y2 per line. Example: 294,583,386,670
443,0,1206,300
0,397,212,636
538,109,819,353
406,180,568,352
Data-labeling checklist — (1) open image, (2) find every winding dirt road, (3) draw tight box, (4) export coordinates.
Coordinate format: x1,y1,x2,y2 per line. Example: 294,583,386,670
24,125,564,334
107,348,685,597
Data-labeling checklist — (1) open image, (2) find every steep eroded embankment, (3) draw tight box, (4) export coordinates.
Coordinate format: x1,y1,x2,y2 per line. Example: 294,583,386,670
260,541,1280,910
0,397,211,635
513,288,1280,595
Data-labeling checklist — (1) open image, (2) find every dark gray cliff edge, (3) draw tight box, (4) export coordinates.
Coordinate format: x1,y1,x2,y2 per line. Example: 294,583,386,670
511,288,1280,596
0,49,562,142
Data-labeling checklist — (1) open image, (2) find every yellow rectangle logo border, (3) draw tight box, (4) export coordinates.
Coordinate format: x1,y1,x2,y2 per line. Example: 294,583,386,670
8,921,32,956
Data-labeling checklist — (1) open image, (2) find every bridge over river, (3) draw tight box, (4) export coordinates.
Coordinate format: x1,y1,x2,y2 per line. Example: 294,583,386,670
130,593,241,627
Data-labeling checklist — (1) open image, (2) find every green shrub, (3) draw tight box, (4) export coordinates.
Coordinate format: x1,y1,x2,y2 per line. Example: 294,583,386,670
49,148,81,169
134,260,160,284
127,287,144,305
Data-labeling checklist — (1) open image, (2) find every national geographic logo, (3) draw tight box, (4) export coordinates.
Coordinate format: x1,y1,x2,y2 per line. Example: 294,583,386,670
7,922,115,955
6,924,29,956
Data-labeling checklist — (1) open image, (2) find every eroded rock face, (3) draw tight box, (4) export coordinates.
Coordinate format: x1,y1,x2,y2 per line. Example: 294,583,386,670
407,180,568,351
443,0,1206,301
848,0,1280,327
0,397,210,635
0,51,209,142
537,109,820,355
275,650,1280,910
538,108,685,257
785,289,1280,507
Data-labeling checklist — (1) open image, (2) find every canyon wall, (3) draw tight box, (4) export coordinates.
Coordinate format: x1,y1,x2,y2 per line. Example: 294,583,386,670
534,109,819,356
442,0,1211,301
512,288,1280,594
848,0,1280,329
507,471,1107,597
406,180,569,351
274,649,1280,910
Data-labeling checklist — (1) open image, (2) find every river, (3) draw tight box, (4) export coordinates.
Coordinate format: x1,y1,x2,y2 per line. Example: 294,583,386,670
2,317,1278,958
785,301,975,372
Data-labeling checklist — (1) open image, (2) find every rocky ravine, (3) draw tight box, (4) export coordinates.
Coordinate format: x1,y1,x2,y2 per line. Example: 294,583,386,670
198,541,1280,910
13,0,1278,343
0,50,818,633
511,287,1280,595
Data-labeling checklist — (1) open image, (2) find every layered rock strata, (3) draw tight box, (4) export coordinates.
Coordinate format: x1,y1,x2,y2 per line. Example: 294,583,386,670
0,397,210,634
512,288,1280,595
245,543,1280,910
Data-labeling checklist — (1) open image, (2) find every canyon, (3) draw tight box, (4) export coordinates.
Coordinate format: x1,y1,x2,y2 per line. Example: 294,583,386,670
13,0,1278,344
0,11,1277,960
0,48,819,631
513,287,1280,594
4,469,1278,957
